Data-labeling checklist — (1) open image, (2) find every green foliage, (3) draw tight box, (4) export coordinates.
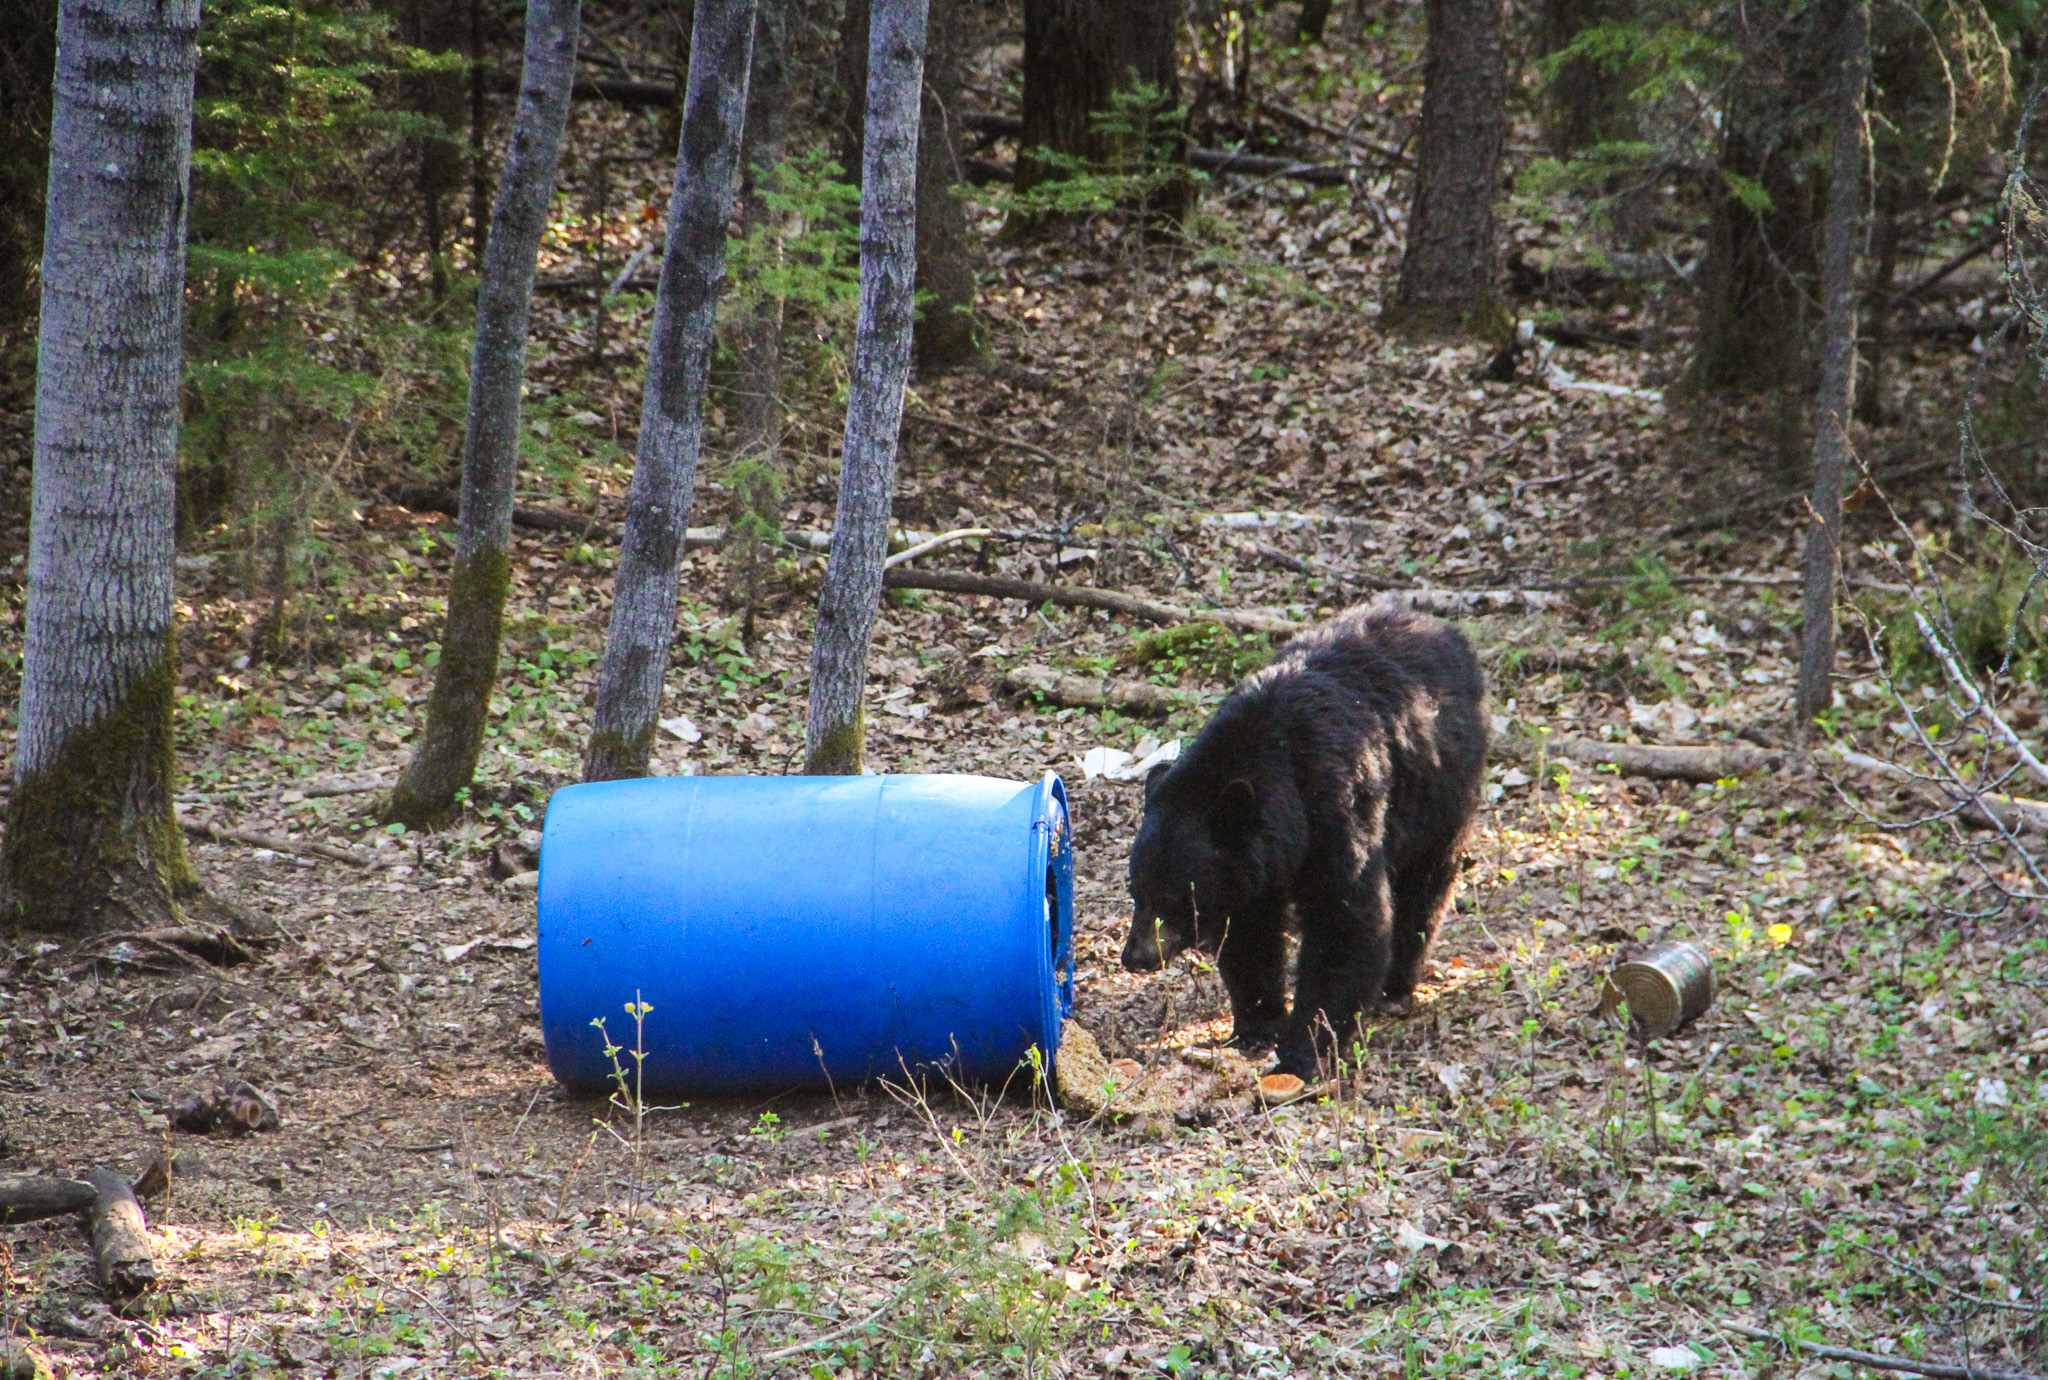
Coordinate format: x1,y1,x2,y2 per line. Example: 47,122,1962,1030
1881,554,2048,685
719,149,863,401
1122,621,1271,684
980,83,1197,233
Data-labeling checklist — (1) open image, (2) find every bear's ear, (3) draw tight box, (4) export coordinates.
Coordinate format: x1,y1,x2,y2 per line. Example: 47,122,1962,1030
1143,761,1173,799
1211,777,1259,841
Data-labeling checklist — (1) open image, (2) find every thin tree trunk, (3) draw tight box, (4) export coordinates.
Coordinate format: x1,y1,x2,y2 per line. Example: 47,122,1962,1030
1296,0,1332,43
386,0,581,828
731,0,790,466
583,0,757,782
1795,0,1870,730
0,0,201,934
805,0,928,776
838,0,979,371
1387,0,1509,340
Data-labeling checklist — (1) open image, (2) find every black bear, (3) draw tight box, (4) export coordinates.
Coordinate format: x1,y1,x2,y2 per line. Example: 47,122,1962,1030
1120,600,1487,1078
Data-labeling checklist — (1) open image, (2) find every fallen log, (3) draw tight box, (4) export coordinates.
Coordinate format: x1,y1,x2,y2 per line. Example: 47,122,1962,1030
1002,666,1196,718
86,1169,156,1299
882,567,1304,637
0,1174,97,1225
100,926,253,968
1496,735,1788,783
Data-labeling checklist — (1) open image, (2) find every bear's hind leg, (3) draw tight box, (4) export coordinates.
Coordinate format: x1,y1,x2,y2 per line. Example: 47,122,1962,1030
1215,907,1287,1052
1383,843,1462,1006
1274,860,1392,1078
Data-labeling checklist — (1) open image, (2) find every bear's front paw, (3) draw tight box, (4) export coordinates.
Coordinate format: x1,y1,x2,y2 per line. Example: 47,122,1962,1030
1227,1023,1282,1055
1369,992,1416,1018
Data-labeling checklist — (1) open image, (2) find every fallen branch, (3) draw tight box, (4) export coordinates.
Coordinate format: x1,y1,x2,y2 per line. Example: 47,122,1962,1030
1915,609,2048,789
1252,97,1413,167
177,776,392,805
906,411,1067,468
1496,734,1787,783
884,528,997,569
177,812,391,869
86,1169,156,1299
1832,748,2048,836
1725,1320,2044,1380
100,926,254,968
0,1174,97,1225
1002,666,1197,718
882,567,1303,637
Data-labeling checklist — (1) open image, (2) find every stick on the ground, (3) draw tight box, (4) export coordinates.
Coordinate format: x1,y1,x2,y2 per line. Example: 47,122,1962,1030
1832,748,2048,836
0,1174,97,1225
86,1168,156,1298
177,812,390,868
884,527,997,568
881,567,1304,637
1496,734,1788,783
1725,1321,2044,1380
1002,666,1197,718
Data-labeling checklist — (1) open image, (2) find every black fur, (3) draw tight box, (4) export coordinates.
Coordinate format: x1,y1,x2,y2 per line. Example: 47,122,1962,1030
1121,601,1487,1077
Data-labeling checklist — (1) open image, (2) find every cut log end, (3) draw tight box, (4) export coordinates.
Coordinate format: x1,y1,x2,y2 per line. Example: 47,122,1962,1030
85,1168,157,1299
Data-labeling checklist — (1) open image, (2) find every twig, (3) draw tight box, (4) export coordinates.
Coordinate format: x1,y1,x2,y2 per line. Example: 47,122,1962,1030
757,1287,909,1361
1252,97,1413,167
907,412,1066,468
1848,1241,2048,1315
883,528,997,569
881,567,1302,636
1914,610,2048,789
1831,747,2048,836
177,812,392,869
1724,1320,2044,1380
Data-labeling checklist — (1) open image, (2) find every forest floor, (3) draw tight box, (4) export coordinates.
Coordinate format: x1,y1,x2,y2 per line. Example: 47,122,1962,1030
3,10,2047,1380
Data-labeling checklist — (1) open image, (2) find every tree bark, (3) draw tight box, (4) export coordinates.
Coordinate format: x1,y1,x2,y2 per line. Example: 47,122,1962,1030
1386,0,1510,340
1296,0,1333,43
1538,0,1634,156
805,0,928,776
0,0,201,935
583,0,757,782
731,0,790,466
1795,0,1869,730
1685,10,1831,394
385,0,581,829
1016,0,1189,225
0,0,58,324
838,0,979,371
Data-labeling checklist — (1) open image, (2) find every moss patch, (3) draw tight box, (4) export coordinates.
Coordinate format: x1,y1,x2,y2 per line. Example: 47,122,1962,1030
0,638,193,935
385,546,511,828
803,711,865,776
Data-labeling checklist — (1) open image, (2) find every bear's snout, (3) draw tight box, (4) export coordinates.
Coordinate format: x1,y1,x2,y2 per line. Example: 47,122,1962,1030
1120,921,1166,973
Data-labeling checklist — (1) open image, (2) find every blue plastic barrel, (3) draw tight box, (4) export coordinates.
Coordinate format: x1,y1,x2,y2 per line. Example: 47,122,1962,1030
536,772,1074,1094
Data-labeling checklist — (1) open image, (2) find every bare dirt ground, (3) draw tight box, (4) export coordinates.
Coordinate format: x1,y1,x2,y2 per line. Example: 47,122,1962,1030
3,7,2046,1379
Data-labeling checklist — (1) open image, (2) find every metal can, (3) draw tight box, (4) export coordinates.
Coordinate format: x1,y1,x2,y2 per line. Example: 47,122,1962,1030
1601,940,1716,1038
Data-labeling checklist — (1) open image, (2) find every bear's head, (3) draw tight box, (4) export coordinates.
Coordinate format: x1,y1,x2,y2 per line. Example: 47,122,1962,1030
1121,762,1262,972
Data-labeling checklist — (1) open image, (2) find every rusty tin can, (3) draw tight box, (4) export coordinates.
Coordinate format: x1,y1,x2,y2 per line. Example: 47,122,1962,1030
1601,940,1716,1038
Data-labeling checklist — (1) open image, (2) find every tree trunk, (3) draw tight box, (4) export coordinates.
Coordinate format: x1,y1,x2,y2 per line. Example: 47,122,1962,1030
0,0,201,934
583,0,757,783
1386,0,1509,341
0,0,58,325
731,0,790,466
1685,10,1832,394
1016,0,1189,225
392,0,470,302
1795,0,1870,730
805,0,928,777
838,0,979,372
1296,0,1332,43
385,0,581,829
1538,0,1634,156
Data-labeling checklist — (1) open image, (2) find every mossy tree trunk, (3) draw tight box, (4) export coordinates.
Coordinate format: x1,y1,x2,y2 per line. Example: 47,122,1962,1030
1,0,201,934
1795,0,1869,730
1385,0,1510,341
385,0,580,829
583,0,757,782
838,0,979,372
804,0,927,777
1015,0,1190,227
